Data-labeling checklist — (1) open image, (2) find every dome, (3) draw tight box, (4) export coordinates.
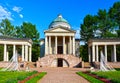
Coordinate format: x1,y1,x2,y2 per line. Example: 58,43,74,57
49,14,71,29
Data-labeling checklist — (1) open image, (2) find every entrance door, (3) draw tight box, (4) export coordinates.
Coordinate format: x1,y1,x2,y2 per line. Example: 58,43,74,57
57,58,63,67
58,46,63,54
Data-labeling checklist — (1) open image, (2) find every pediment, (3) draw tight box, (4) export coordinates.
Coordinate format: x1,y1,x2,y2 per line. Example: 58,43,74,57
45,27,75,33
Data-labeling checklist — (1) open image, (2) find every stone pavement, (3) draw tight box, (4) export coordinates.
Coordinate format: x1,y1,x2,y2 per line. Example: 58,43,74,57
32,67,90,83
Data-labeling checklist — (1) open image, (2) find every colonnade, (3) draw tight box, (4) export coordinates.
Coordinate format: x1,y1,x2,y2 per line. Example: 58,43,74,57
45,36,75,55
3,44,32,62
88,44,117,62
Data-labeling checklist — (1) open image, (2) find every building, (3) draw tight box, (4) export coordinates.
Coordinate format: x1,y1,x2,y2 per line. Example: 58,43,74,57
0,36,32,62
88,38,120,68
38,14,81,67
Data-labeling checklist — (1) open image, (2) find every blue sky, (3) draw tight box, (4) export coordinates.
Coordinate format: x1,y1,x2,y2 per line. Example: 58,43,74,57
0,0,119,39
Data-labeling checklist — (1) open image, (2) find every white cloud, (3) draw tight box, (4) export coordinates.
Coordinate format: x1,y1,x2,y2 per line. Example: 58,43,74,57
0,5,13,20
12,6,22,13
19,14,23,18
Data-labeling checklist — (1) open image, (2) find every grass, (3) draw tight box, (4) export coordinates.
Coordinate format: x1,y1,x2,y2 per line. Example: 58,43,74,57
77,72,103,83
26,72,47,83
0,71,37,83
93,70,120,83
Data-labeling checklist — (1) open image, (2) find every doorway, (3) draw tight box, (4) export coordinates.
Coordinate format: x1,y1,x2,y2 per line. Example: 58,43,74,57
57,58,63,67
57,46,63,54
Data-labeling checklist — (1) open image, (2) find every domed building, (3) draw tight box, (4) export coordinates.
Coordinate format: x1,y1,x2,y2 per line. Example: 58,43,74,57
38,14,81,67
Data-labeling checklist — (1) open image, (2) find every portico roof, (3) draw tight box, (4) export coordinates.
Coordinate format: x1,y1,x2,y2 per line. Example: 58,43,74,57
0,36,32,44
44,26,76,33
88,38,120,43
88,38,120,46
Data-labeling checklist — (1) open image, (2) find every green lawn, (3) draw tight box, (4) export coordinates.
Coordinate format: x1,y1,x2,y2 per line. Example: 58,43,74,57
26,72,47,83
77,72,103,83
93,70,120,83
0,71,37,83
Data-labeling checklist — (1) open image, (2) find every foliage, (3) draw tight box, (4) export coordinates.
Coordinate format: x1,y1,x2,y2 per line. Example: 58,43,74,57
26,72,47,83
109,2,120,37
0,71,37,83
80,45,88,61
80,2,120,43
94,71,120,83
77,72,103,83
0,19,16,37
0,45,3,61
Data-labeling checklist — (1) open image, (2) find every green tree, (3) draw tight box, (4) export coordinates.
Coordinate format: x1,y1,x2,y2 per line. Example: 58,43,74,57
0,19,16,37
97,9,117,38
109,1,120,37
16,22,40,61
80,15,98,43
80,45,88,61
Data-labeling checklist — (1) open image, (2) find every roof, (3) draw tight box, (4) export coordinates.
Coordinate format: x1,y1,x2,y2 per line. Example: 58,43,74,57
88,38,120,42
0,36,32,44
49,14,71,29
44,26,76,33
53,14,68,23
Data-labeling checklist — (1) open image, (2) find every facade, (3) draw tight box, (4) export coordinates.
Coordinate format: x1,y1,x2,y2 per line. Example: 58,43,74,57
39,15,81,67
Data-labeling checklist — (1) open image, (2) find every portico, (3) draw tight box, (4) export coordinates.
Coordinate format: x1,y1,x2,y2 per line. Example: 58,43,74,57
45,35,75,55
0,36,32,62
88,38,120,62
44,14,76,56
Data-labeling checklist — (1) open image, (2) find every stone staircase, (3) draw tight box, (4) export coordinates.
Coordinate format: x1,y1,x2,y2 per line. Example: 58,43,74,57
36,54,82,68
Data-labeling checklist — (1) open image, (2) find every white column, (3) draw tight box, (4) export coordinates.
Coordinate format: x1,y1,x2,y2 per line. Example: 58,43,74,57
4,44,7,61
88,46,91,62
113,45,117,62
72,36,75,55
22,45,24,61
45,36,48,55
69,36,71,54
92,45,95,62
96,45,99,62
49,36,51,54
25,45,28,61
29,46,32,62
104,45,107,62
55,36,57,54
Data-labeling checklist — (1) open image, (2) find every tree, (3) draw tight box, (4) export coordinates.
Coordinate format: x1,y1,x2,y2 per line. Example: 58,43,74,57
16,22,40,61
97,9,117,38
0,19,16,37
109,1,120,37
80,15,98,43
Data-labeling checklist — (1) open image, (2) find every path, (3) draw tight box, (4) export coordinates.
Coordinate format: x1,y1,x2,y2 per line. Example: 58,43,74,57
34,67,90,83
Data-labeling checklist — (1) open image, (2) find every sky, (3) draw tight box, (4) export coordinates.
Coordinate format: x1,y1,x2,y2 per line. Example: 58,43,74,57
0,0,119,39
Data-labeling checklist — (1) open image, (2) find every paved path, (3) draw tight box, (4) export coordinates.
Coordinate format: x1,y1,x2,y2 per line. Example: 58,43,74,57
34,68,90,83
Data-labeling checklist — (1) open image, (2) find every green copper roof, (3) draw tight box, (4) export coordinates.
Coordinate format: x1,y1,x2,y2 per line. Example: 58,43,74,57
53,14,68,23
49,14,71,29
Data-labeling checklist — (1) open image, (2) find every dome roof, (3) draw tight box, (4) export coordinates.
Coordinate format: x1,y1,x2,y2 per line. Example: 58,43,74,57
49,14,71,29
